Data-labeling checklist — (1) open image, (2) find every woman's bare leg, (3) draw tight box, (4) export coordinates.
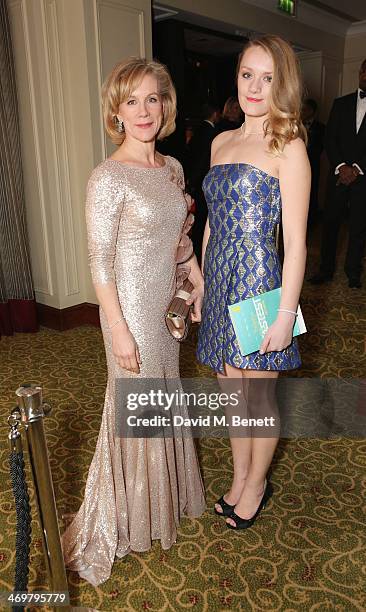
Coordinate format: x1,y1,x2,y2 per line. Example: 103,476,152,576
226,369,279,526
215,363,252,513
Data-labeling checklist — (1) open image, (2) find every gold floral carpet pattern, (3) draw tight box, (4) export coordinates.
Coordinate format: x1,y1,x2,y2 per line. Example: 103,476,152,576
0,229,366,611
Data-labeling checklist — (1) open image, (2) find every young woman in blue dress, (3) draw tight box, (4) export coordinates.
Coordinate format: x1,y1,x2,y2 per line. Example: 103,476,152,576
195,35,311,528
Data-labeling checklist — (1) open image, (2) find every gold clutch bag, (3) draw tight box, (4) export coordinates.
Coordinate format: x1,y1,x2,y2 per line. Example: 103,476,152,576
165,278,194,341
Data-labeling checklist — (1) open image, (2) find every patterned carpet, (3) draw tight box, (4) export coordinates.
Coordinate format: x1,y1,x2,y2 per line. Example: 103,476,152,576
0,224,366,611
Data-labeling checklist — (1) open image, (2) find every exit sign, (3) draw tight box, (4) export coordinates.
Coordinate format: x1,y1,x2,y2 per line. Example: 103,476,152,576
278,0,296,16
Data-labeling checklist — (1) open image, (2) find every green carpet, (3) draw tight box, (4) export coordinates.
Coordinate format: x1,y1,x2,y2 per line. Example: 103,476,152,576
0,227,365,611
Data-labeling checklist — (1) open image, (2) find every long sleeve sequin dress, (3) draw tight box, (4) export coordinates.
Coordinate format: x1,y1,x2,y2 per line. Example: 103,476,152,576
61,156,205,586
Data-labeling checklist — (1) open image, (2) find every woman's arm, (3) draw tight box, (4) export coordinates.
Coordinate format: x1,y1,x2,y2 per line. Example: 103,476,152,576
260,138,310,354
279,137,310,312
86,169,140,373
93,282,140,373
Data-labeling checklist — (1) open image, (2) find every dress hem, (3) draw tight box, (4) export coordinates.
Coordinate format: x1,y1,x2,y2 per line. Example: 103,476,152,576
197,357,301,375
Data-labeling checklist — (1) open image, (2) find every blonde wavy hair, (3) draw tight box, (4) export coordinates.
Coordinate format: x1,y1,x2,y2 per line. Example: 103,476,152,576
102,57,176,145
237,35,307,155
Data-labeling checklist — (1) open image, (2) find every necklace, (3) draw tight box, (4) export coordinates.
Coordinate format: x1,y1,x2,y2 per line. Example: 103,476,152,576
240,122,264,136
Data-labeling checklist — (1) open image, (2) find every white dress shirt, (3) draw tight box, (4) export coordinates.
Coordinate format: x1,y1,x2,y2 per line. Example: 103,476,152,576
335,88,366,176
356,87,366,132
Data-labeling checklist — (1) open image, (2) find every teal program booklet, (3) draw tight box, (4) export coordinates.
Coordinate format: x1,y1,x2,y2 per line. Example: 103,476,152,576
228,287,307,356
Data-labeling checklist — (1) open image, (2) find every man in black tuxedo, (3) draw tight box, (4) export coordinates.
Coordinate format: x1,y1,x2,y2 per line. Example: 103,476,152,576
302,99,325,225
187,103,221,264
309,59,366,288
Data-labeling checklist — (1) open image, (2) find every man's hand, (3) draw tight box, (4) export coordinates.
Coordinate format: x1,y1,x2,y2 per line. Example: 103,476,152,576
337,164,359,185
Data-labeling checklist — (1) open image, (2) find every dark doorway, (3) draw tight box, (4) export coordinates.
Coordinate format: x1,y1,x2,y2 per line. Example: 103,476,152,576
153,18,247,165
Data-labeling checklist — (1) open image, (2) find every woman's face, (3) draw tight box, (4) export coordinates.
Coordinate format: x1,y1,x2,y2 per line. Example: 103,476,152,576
237,46,274,118
118,73,163,142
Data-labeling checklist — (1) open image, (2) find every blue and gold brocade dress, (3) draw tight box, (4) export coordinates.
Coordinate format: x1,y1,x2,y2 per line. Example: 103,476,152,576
197,163,301,373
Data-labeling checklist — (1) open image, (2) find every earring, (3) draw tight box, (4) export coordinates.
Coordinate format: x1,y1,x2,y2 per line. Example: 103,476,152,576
115,116,124,133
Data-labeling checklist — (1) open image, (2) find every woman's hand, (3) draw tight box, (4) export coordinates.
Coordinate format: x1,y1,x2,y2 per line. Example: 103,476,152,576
111,323,141,374
259,312,295,354
186,282,204,323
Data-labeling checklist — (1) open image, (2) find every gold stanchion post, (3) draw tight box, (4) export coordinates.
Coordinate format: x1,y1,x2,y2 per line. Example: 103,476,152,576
15,385,68,609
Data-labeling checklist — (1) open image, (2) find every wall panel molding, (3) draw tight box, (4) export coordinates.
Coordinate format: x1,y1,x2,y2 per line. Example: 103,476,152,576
94,0,149,158
92,0,107,160
9,0,152,308
97,0,146,58
43,0,80,296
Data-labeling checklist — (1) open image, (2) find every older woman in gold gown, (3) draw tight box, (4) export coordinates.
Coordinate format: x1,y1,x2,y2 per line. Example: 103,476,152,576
61,58,205,586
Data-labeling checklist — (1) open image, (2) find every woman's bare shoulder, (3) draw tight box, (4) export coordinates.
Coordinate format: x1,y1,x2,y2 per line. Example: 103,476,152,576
281,136,307,159
278,137,311,183
211,128,239,159
212,128,237,147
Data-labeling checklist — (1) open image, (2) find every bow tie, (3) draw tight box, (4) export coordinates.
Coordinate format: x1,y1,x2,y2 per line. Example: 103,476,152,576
360,90,366,99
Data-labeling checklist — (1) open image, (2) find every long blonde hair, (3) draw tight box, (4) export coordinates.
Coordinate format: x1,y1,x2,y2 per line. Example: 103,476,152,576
237,35,307,155
102,57,176,145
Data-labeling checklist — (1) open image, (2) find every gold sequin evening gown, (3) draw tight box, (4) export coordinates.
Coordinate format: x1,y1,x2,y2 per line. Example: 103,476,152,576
61,156,206,586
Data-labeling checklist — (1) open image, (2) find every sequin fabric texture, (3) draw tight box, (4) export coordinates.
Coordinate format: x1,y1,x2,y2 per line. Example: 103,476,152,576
197,162,301,373
61,156,205,586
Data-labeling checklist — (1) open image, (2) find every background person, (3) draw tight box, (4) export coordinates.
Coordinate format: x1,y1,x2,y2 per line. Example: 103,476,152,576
302,98,324,225
216,95,244,133
309,59,366,289
187,102,221,264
